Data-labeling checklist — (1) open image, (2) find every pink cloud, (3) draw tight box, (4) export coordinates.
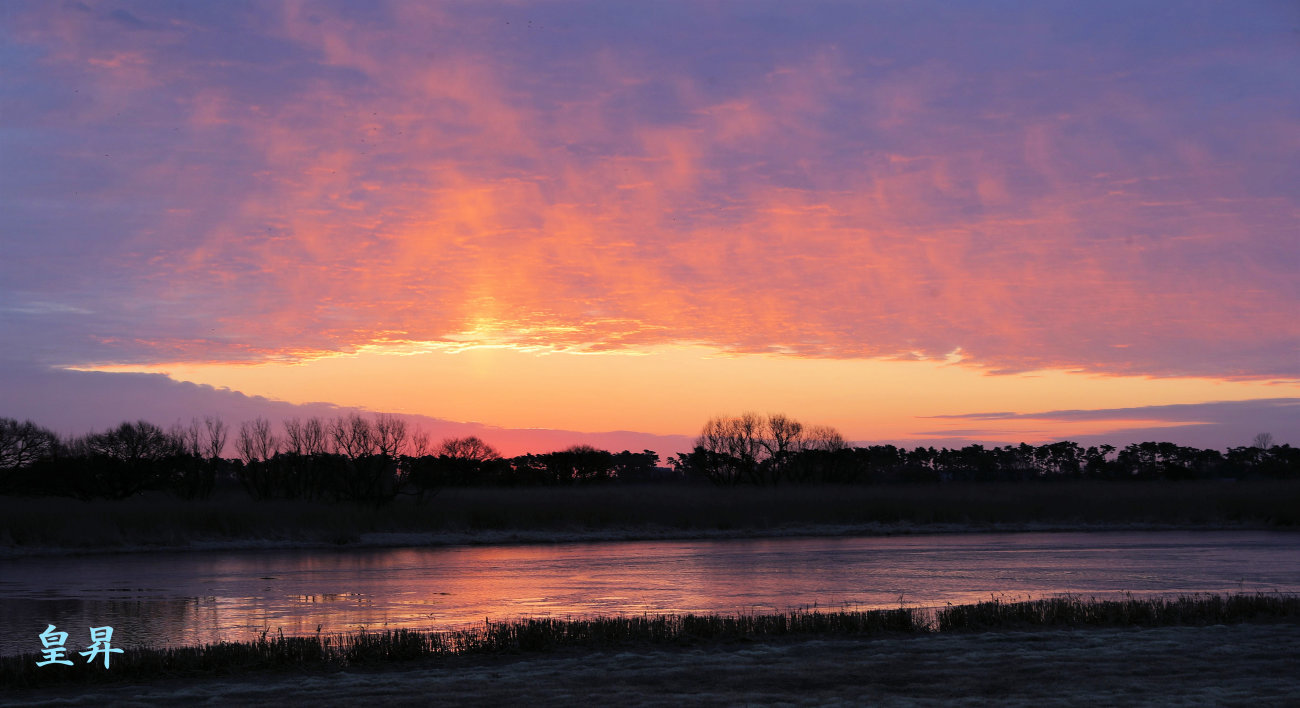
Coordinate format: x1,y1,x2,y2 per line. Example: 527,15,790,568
3,2,1296,380
0,364,691,457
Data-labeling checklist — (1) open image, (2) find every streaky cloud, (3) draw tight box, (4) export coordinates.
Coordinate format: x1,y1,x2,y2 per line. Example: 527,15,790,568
0,364,692,458
0,1,1294,379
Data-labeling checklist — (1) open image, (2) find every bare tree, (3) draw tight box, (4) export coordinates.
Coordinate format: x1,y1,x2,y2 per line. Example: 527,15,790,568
302,417,327,455
236,417,279,464
438,435,500,461
65,421,184,499
702,412,766,465
83,420,185,463
330,413,376,459
283,417,306,455
696,412,766,483
0,418,60,470
253,417,278,461
374,414,409,458
203,416,228,459
764,413,806,459
169,422,189,455
410,428,431,457
177,419,204,457
235,425,255,464
694,413,846,484
805,425,847,452
1252,432,1275,450
180,415,233,459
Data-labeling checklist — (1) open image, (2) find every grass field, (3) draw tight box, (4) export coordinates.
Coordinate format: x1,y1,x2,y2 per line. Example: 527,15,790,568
11,623,1299,707
3,594,1297,690
2,480,1297,555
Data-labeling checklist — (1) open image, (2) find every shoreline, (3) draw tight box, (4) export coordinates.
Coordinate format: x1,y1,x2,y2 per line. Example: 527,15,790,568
2,519,1290,560
4,479,1297,559
5,594,1299,699
12,624,1300,706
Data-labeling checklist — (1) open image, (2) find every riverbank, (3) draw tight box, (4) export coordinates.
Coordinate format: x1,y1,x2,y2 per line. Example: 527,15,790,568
3,520,1291,560
12,625,1300,707
2,480,1297,558
5,595,1300,705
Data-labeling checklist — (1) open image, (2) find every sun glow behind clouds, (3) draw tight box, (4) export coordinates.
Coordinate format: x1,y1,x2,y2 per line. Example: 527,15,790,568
3,2,1298,448
4,1,1297,381
77,344,1300,442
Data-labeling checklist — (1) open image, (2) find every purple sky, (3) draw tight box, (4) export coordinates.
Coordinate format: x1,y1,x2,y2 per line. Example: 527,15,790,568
1,1,1297,452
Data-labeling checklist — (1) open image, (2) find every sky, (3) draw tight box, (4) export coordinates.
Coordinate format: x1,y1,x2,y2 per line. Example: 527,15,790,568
1,1,1297,455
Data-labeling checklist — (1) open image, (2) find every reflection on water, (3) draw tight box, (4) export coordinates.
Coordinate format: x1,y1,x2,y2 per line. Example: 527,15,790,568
2,530,1299,656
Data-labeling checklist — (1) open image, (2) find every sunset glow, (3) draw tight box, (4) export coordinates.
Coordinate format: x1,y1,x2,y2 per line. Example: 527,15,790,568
3,1,1297,452
81,345,1298,445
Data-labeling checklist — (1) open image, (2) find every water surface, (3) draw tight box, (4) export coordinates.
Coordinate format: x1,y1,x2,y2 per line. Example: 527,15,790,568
3,530,1298,656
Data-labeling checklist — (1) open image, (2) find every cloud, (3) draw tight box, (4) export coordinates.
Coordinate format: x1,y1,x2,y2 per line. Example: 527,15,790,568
0,363,693,458
1,2,1296,379
919,399,1300,450
927,399,1300,423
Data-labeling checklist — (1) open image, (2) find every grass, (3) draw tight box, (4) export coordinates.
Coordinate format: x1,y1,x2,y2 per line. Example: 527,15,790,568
1,480,1298,553
3,594,1298,689
933,592,1300,631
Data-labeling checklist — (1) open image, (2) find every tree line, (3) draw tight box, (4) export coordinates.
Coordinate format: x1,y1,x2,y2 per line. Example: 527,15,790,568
0,415,661,503
0,412,1296,502
674,413,1299,484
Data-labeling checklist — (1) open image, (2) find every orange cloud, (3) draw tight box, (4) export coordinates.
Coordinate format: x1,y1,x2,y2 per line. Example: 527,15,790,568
4,2,1296,384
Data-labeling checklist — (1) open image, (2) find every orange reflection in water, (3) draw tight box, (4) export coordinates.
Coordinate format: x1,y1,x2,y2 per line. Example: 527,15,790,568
3,531,1298,655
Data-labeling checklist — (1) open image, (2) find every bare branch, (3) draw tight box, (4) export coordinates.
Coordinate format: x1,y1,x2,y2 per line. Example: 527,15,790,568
437,436,500,462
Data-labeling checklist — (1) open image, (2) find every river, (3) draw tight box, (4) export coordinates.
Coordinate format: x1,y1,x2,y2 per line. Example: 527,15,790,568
2,530,1298,656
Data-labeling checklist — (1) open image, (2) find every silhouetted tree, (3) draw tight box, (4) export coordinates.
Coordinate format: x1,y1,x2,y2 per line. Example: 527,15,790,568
236,417,279,464
400,436,505,492
610,450,664,482
438,436,500,461
0,418,61,494
374,414,409,458
805,425,848,452
540,445,617,484
204,416,229,459
1083,444,1116,478
410,428,431,457
301,417,328,455
690,413,846,484
310,414,403,505
330,413,377,459
283,417,307,455
64,420,188,499
0,418,59,471
166,416,224,499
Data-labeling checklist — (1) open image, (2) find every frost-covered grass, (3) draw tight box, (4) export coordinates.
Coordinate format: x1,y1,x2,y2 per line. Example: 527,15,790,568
2,480,1297,555
933,592,1300,631
11,623,1300,707
4,594,1298,690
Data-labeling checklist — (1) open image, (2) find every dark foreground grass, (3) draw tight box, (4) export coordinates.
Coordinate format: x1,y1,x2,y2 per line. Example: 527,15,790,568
3,594,1297,690
932,592,1300,631
3,480,1299,553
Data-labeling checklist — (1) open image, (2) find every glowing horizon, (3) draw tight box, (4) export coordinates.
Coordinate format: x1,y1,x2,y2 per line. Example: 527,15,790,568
73,342,1300,445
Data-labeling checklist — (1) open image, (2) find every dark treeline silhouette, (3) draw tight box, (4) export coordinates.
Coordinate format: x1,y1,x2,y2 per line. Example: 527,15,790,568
674,439,1300,484
0,415,659,503
676,413,1299,484
1,412,1296,502
0,419,222,501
